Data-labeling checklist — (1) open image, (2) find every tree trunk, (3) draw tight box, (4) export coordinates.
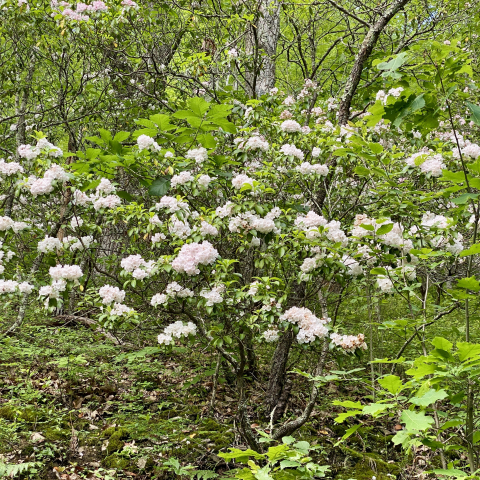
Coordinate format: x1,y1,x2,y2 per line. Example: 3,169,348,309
245,0,280,97
337,0,411,125
265,329,294,416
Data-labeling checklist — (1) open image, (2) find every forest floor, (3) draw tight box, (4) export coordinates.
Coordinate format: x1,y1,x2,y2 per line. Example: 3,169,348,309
0,314,436,480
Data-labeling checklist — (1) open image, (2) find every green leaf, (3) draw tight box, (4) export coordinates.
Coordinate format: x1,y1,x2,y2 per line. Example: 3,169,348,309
460,244,480,257
456,276,480,292
378,375,404,395
98,128,112,142
148,176,171,197
431,468,468,477
409,389,448,406
282,436,295,445
369,142,384,154
432,337,453,352
400,410,434,431
370,267,387,276
457,342,480,361
362,403,394,416
187,97,210,117
440,170,467,183
393,95,426,127
354,165,370,176
150,114,176,131
218,448,264,462
113,131,130,142
466,102,480,126
377,223,394,235
377,52,408,74
117,191,134,202
451,193,479,205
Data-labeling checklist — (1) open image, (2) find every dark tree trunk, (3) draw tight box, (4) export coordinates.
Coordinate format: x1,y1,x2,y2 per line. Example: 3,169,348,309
337,0,411,125
265,330,294,416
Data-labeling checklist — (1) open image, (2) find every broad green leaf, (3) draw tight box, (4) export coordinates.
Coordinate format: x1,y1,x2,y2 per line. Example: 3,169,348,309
460,244,480,257
451,193,479,205
378,375,404,395
362,403,394,416
370,267,387,275
266,444,289,461
432,337,453,352
466,101,480,126
456,276,480,292
292,441,310,454
377,223,394,235
354,165,370,176
431,468,468,477
282,436,295,445
457,342,480,361
334,411,362,423
150,114,176,131
369,142,384,154
406,363,436,379
113,131,130,142
409,389,448,406
135,118,157,129
254,465,273,480
117,191,134,202
187,97,210,117
377,52,409,73
235,468,256,480
218,448,264,462
400,410,434,431
148,176,171,197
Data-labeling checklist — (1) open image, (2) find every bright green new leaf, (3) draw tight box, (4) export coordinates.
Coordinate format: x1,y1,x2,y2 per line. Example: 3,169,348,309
362,403,394,416
457,342,480,361
460,244,480,257
378,375,404,394
400,410,434,431
432,337,453,351
456,276,480,292
409,389,448,406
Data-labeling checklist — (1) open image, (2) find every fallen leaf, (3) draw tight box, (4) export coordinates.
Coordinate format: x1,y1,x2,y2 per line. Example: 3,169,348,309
31,432,45,443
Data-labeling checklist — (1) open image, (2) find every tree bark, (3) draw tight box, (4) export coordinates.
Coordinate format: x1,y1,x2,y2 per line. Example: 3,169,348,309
337,0,411,125
265,329,294,416
245,0,281,97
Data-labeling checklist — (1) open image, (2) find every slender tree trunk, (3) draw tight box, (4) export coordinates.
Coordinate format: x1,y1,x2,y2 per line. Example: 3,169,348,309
337,0,411,125
265,329,294,415
245,0,280,97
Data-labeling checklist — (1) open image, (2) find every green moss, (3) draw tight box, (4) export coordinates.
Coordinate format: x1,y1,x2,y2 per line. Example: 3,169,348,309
44,427,69,442
103,428,130,455
339,447,400,478
103,454,131,470
19,408,40,423
196,418,234,450
0,406,15,421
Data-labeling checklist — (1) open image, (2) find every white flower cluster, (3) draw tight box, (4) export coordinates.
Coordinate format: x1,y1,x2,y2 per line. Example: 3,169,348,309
342,255,363,276
49,264,83,281
186,147,208,164
168,217,191,239
244,136,269,151
280,144,304,160
377,275,394,293
27,164,69,196
63,235,94,251
229,207,281,235
330,333,367,353
263,328,279,342
110,303,135,316
0,246,14,274
0,216,29,233
200,284,225,306
280,306,330,344
375,87,403,105
215,202,234,218
121,254,156,279
405,151,445,177
295,212,348,244
232,174,254,190
137,134,160,152
157,321,197,345
166,281,194,298
198,174,214,188
156,196,189,213
99,285,126,304
0,159,24,176
199,221,218,236
171,241,219,275
18,138,63,161
152,232,167,244
280,120,302,133
171,171,194,187
0,280,34,294
295,162,328,176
